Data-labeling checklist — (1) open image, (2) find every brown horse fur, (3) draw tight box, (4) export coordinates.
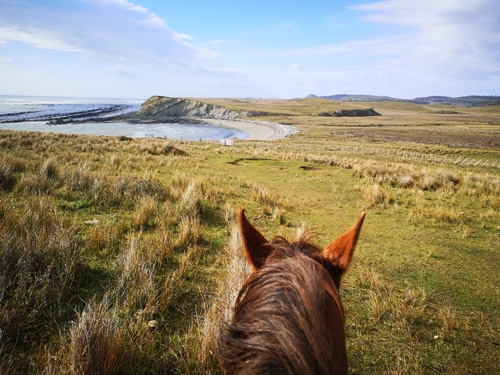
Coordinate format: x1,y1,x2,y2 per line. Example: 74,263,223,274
218,207,365,375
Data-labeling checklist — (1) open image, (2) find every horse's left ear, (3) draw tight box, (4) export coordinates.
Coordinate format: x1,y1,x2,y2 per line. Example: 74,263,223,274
238,207,274,271
321,212,366,275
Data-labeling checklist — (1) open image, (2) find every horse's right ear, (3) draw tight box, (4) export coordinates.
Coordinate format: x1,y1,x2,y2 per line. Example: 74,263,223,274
238,206,273,271
321,212,366,277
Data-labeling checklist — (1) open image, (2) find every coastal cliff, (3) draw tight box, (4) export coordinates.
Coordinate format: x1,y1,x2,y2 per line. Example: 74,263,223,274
130,96,240,121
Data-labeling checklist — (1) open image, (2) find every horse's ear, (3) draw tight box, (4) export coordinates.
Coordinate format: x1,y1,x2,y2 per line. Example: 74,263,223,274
321,212,366,275
238,206,273,270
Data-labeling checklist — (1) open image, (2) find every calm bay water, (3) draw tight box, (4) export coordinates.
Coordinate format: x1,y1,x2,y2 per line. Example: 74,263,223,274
0,95,249,140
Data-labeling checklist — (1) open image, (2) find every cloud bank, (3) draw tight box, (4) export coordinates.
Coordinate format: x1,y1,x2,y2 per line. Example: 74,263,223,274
0,0,215,68
352,0,500,76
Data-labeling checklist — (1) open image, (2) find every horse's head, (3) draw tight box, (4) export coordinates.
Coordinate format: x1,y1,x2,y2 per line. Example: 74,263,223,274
219,207,365,375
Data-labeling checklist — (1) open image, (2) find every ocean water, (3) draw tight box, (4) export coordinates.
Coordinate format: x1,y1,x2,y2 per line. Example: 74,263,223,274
0,95,249,140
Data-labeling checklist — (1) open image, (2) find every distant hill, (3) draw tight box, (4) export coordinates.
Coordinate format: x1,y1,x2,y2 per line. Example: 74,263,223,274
317,94,397,102
307,94,500,107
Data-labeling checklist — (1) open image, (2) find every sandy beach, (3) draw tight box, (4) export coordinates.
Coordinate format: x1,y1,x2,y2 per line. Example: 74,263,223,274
203,118,297,140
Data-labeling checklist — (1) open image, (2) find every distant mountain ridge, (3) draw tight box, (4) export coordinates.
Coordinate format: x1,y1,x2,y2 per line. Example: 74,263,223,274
306,94,500,107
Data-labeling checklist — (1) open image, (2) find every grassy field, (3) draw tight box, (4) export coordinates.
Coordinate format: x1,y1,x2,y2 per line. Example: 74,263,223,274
0,98,499,374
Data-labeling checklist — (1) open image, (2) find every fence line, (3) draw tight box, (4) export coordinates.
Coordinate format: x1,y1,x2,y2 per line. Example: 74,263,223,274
162,137,499,170
231,141,500,169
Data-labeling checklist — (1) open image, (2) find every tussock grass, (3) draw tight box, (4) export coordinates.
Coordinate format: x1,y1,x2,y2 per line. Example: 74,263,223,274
173,222,249,374
180,180,204,214
42,158,59,180
16,172,51,195
132,196,159,230
272,206,287,224
0,198,84,369
408,205,464,226
0,155,26,189
363,183,394,209
178,214,201,248
252,183,290,211
439,306,457,341
117,232,158,314
87,218,128,254
66,298,133,375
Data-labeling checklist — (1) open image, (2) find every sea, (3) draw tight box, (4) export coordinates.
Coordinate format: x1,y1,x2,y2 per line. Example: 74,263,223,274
0,95,249,140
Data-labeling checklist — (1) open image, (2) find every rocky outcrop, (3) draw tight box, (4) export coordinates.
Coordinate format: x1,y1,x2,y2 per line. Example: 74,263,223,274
314,108,381,117
132,96,240,121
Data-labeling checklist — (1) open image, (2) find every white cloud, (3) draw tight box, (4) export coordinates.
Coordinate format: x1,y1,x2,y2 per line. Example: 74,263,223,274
351,0,500,76
174,32,195,41
0,26,83,53
204,39,231,46
82,0,167,28
0,0,216,68
268,35,406,59
202,66,242,76
290,63,305,71
0,56,13,63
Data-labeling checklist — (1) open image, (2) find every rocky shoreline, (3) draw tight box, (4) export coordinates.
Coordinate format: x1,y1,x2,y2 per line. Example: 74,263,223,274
0,104,134,125
0,96,298,140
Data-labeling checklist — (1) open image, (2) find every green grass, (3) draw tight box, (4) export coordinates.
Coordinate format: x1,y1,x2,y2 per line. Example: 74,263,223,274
0,98,499,374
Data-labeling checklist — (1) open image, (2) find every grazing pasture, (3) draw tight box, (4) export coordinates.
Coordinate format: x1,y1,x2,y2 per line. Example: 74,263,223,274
0,98,499,374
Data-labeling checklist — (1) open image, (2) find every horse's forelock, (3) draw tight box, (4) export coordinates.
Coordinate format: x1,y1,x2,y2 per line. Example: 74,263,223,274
269,233,322,258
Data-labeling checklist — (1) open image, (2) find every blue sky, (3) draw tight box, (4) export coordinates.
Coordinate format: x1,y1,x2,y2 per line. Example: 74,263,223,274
0,0,499,99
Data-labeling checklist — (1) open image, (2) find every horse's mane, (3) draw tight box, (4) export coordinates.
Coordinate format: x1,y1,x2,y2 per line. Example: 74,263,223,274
218,235,347,375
